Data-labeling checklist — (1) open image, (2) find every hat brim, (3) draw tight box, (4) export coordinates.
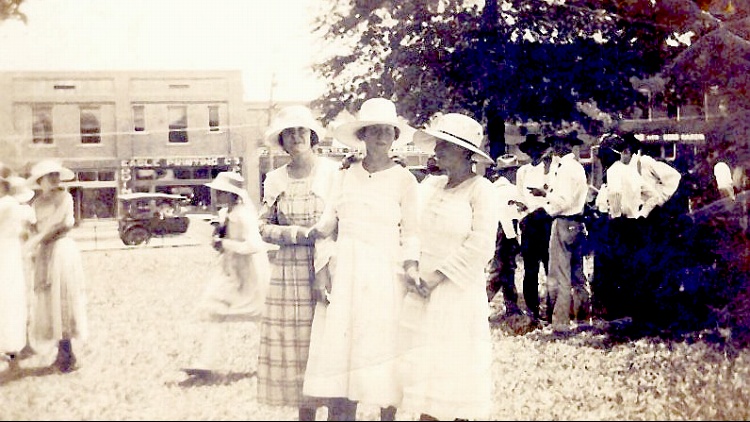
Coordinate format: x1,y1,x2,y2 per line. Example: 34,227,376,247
204,182,249,202
263,121,326,150
29,167,75,187
413,129,493,163
519,142,551,155
333,120,416,150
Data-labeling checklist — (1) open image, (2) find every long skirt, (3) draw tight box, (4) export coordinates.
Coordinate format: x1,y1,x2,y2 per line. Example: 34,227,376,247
31,236,88,347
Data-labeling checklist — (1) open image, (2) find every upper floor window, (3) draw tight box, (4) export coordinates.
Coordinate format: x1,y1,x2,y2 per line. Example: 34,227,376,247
168,106,188,143
80,106,101,144
133,105,145,132
208,105,220,132
32,105,53,144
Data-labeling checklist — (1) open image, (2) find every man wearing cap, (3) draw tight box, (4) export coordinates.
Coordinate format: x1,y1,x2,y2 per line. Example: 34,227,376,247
541,131,590,331
515,134,554,324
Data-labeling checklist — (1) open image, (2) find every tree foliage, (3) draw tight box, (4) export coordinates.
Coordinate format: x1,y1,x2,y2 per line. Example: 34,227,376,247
311,0,721,158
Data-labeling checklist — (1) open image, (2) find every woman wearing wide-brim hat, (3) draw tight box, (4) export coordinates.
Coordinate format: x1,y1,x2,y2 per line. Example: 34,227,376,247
0,170,37,372
255,105,339,420
303,97,420,421
24,159,87,374
399,113,497,421
181,171,270,380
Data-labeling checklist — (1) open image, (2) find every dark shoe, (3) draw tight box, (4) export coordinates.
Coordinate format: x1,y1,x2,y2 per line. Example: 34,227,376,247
56,355,79,373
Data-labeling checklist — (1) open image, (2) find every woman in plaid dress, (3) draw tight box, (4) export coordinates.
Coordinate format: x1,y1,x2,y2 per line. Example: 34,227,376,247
257,106,338,421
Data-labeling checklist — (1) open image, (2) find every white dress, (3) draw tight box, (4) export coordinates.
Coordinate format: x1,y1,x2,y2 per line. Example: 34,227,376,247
0,196,35,354
400,175,498,420
303,162,419,407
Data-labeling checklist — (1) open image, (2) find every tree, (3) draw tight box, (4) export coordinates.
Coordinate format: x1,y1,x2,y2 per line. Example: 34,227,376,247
310,0,703,159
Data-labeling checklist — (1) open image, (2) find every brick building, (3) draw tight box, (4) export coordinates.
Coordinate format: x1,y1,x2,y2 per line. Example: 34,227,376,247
0,70,259,221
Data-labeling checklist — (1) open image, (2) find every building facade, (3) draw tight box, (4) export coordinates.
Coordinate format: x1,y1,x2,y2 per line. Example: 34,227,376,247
0,70,255,221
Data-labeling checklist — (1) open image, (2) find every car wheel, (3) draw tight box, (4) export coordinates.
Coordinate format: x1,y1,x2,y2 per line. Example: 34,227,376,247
122,226,151,245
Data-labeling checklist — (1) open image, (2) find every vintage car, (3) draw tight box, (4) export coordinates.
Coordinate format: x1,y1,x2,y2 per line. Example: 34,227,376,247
117,192,190,245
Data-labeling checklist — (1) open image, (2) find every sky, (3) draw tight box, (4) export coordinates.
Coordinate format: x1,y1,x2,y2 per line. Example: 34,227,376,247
0,0,328,102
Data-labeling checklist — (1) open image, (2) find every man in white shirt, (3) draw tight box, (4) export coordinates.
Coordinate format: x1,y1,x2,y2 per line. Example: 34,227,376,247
488,157,523,317
541,131,590,331
591,134,651,321
515,134,554,323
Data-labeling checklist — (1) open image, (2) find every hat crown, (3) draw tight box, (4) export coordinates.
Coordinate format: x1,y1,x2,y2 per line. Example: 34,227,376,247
271,105,318,131
430,113,483,147
214,171,244,189
29,159,75,182
356,98,399,125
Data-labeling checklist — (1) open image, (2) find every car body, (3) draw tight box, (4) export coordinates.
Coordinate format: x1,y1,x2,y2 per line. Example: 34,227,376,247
117,192,190,245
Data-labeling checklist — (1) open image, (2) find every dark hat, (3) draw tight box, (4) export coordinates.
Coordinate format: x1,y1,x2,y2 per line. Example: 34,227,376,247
547,130,584,147
620,132,642,152
518,134,549,155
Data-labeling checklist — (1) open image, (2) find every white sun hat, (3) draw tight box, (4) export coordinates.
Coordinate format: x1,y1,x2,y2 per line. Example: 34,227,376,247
205,171,249,203
332,97,415,150
263,105,326,150
28,159,75,187
413,113,493,163
8,176,35,203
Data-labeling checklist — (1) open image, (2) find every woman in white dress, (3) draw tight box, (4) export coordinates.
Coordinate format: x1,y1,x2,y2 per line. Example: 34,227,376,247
402,113,498,421
25,159,87,374
303,98,420,421
0,168,36,372
181,171,270,379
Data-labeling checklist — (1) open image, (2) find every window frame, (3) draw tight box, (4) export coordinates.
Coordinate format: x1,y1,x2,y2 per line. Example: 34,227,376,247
79,105,102,144
32,104,54,145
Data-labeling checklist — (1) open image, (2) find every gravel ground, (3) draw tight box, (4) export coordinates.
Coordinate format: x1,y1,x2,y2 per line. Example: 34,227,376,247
1,242,749,420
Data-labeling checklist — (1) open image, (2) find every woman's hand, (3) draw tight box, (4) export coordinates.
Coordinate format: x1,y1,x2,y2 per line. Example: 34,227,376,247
312,266,332,305
416,271,445,298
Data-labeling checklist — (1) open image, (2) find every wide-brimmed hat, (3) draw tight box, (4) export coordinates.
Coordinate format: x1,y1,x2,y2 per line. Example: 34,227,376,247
496,154,520,169
263,105,326,149
546,130,584,147
7,176,34,203
28,159,75,186
205,171,249,203
413,113,493,163
333,98,415,150
518,134,550,155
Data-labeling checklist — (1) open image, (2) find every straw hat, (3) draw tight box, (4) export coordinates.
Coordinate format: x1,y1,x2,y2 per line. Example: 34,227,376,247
263,105,326,149
333,98,415,149
412,113,493,163
8,176,35,203
204,171,249,203
496,154,520,169
28,159,75,186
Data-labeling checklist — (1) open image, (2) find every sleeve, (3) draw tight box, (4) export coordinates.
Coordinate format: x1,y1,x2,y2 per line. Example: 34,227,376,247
436,179,499,289
496,183,519,239
222,205,268,255
312,169,343,237
62,192,75,228
649,158,682,203
258,169,314,246
399,169,421,263
543,163,571,217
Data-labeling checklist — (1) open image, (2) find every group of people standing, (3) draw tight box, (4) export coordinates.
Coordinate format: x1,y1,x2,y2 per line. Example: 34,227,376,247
487,129,687,329
0,159,88,375
246,98,498,421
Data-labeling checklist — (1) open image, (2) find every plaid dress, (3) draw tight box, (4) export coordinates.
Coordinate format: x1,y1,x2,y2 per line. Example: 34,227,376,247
257,158,336,407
